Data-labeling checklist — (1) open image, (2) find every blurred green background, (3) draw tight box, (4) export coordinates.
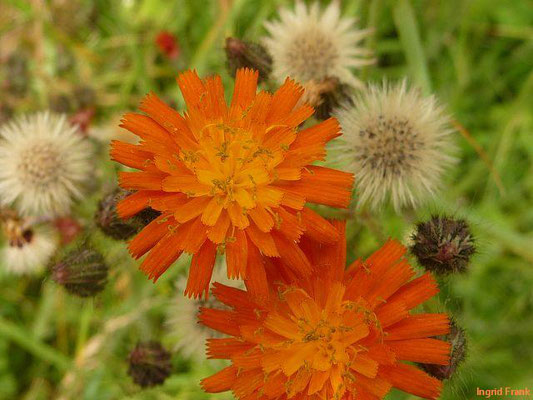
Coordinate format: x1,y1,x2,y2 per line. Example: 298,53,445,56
0,0,532,399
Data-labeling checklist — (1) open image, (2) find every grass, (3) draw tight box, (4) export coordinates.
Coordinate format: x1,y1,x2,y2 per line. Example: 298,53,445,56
0,0,532,399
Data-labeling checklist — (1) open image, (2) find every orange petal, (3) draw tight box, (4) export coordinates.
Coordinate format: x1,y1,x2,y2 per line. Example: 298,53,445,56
201,197,225,226
232,369,263,399
138,92,197,150
262,126,297,151
279,191,306,210
300,207,340,244
226,228,248,279
365,259,415,308
276,207,304,242
120,112,177,149
119,171,165,191
379,363,443,400
207,210,231,244
308,370,330,395
227,202,250,229
184,240,217,298
139,232,184,281
178,216,208,253
128,214,174,258
110,140,153,170
385,314,450,341
162,175,211,196
116,190,164,219
173,196,211,223
244,236,269,301
272,232,312,276
230,68,258,112
280,104,315,128
374,301,408,328
201,366,237,393
354,374,392,399
388,272,439,311
256,186,284,208
275,166,354,208
176,70,206,110
266,78,304,124
248,204,274,232
350,354,379,378
206,338,254,359
211,282,252,309
198,308,240,336
292,117,341,148
203,74,228,119
246,223,279,257
148,192,188,211
388,338,451,365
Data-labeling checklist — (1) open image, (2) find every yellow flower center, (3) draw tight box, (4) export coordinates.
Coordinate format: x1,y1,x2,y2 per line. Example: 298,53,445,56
180,123,282,209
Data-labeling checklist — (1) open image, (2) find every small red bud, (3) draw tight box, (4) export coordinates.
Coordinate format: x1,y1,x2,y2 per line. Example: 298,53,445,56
156,31,180,60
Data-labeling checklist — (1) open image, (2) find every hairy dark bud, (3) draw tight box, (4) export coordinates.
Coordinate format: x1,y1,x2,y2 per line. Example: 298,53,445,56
128,341,172,388
410,215,475,274
52,247,108,297
95,188,160,240
225,37,272,83
420,321,467,380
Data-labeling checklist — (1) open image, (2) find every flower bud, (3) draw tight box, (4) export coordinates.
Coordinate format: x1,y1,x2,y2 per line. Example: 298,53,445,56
410,215,475,274
52,247,108,297
225,37,272,82
301,77,352,120
128,341,172,388
95,188,160,240
420,321,467,380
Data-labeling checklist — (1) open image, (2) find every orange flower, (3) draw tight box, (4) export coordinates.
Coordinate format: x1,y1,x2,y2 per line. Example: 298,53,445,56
200,222,450,400
111,68,353,298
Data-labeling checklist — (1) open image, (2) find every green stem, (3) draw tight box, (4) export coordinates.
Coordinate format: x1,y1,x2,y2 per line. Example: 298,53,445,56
393,0,432,94
75,300,93,355
0,316,71,371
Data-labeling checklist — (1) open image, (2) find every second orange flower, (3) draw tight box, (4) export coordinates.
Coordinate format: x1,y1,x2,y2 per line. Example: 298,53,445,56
111,68,353,298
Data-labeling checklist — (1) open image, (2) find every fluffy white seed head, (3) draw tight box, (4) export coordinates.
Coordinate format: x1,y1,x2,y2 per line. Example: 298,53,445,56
334,80,456,210
262,1,373,88
1,222,58,275
165,261,243,361
0,112,93,216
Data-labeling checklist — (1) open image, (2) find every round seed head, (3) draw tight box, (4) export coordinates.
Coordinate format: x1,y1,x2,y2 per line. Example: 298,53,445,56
0,112,93,217
335,80,456,210
262,1,373,88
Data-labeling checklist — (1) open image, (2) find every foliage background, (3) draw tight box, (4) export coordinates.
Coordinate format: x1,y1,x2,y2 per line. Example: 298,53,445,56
0,0,531,399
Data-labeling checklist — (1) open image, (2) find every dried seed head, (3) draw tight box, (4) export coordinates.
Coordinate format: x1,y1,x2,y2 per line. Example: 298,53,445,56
411,215,475,274
95,188,160,240
335,81,456,210
420,321,467,380
1,212,57,275
128,341,172,388
0,112,93,217
225,37,272,83
262,1,373,88
52,247,108,297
